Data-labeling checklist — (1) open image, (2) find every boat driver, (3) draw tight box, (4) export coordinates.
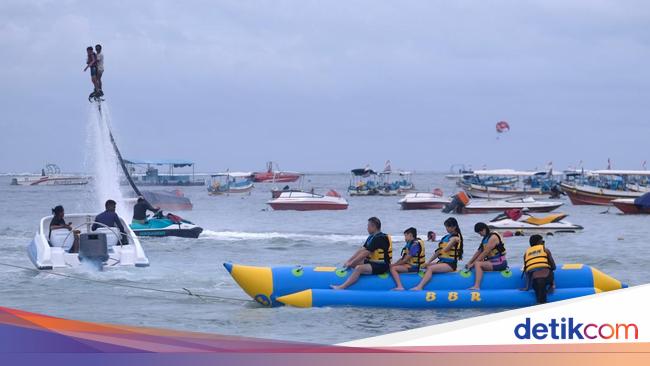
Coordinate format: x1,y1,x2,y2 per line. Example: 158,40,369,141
92,199,128,244
331,217,392,290
132,197,160,224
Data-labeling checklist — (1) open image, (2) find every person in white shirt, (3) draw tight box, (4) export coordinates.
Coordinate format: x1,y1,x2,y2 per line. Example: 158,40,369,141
95,44,104,96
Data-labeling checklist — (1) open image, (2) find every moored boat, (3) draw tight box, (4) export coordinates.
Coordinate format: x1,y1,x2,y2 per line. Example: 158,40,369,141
612,193,650,214
443,192,563,214
348,167,379,196
267,190,348,211
207,172,255,195
11,164,90,186
253,161,302,183
398,192,450,210
560,170,650,205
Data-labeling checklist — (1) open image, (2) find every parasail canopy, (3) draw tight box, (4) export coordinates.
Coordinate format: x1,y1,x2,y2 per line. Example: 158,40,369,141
496,121,510,133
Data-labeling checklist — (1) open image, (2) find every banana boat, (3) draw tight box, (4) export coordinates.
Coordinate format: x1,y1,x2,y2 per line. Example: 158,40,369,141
223,263,627,308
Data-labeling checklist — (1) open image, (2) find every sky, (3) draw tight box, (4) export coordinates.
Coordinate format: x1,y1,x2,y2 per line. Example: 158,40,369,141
1,0,649,174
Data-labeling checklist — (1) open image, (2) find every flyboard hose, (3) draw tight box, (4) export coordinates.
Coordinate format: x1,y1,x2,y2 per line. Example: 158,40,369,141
97,101,142,197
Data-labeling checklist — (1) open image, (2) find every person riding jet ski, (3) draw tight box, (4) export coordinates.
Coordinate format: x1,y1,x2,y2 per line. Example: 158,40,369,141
132,197,160,225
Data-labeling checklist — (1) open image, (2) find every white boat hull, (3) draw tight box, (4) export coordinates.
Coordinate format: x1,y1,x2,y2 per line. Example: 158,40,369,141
12,175,90,186
28,214,149,270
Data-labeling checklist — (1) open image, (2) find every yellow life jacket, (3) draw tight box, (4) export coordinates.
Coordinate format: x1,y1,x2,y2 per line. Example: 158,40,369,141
436,233,463,262
400,238,425,268
479,232,506,260
367,233,393,264
523,244,551,272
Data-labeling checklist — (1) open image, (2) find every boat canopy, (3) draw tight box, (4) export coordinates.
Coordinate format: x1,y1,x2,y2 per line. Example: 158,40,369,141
211,172,253,178
351,168,376,176
467,169,557,177
634,192,650,208
125,159,194,168
590,170,650,176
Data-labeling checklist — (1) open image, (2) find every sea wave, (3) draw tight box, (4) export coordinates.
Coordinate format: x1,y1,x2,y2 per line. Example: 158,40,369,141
200,230,367,243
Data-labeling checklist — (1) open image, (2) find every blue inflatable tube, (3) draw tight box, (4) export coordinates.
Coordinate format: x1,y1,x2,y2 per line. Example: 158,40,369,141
223,263,626,308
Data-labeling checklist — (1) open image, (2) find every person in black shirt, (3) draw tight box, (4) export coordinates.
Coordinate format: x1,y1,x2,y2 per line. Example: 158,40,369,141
331,217,392,290
49,205,80,253
132,197,160,224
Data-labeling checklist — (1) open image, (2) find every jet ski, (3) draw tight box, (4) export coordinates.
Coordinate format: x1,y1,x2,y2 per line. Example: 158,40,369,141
487,209,583,235
129,211,203,238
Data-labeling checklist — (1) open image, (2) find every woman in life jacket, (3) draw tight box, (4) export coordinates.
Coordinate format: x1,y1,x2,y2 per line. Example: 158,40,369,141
466,222,508,290
389,227,426,290
519,234,556,304
331,217,392,290
410,217,464,291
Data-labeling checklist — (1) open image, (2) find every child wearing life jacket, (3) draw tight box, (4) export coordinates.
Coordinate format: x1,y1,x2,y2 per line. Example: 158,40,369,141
410,218,464,291
466,222,507,290
331,217,392,290
520,234,556,304
389,227,425,290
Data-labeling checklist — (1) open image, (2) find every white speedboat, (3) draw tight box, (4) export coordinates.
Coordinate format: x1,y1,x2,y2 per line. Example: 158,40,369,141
443,193,563,214
267,190,349,211
488,212,583,235
398,192,450,210
28,214,150,270
11,164,90,186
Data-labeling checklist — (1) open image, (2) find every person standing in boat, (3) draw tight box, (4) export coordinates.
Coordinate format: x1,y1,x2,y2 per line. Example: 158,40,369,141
132,197,160,224
331,217,392,290
83,46,99,95
466,222,508,290
520,234,556,304
389,227,425,291
49,205,80,253
410,218,464,291
94,44,104,96
92,199,128,244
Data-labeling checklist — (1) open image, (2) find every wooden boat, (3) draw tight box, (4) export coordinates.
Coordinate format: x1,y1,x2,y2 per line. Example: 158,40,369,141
207,172,254,195
612,193,650,214
559,170,650,205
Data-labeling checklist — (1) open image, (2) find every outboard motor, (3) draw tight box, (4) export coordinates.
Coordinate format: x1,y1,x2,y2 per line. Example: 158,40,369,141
442,191,470,214
79,233,109,270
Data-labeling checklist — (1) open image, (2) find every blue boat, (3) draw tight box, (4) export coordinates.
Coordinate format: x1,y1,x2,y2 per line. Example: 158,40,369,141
207,172,255,195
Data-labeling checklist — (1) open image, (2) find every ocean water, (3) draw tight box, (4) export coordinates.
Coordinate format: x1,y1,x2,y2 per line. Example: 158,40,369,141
0,173,648,344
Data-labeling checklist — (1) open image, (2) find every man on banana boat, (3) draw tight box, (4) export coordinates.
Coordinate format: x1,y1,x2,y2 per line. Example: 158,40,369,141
389,227,425,291
426,231,436,242
410,217,464,291
520,234,556,304
331,217,392,290
466,222,508,290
